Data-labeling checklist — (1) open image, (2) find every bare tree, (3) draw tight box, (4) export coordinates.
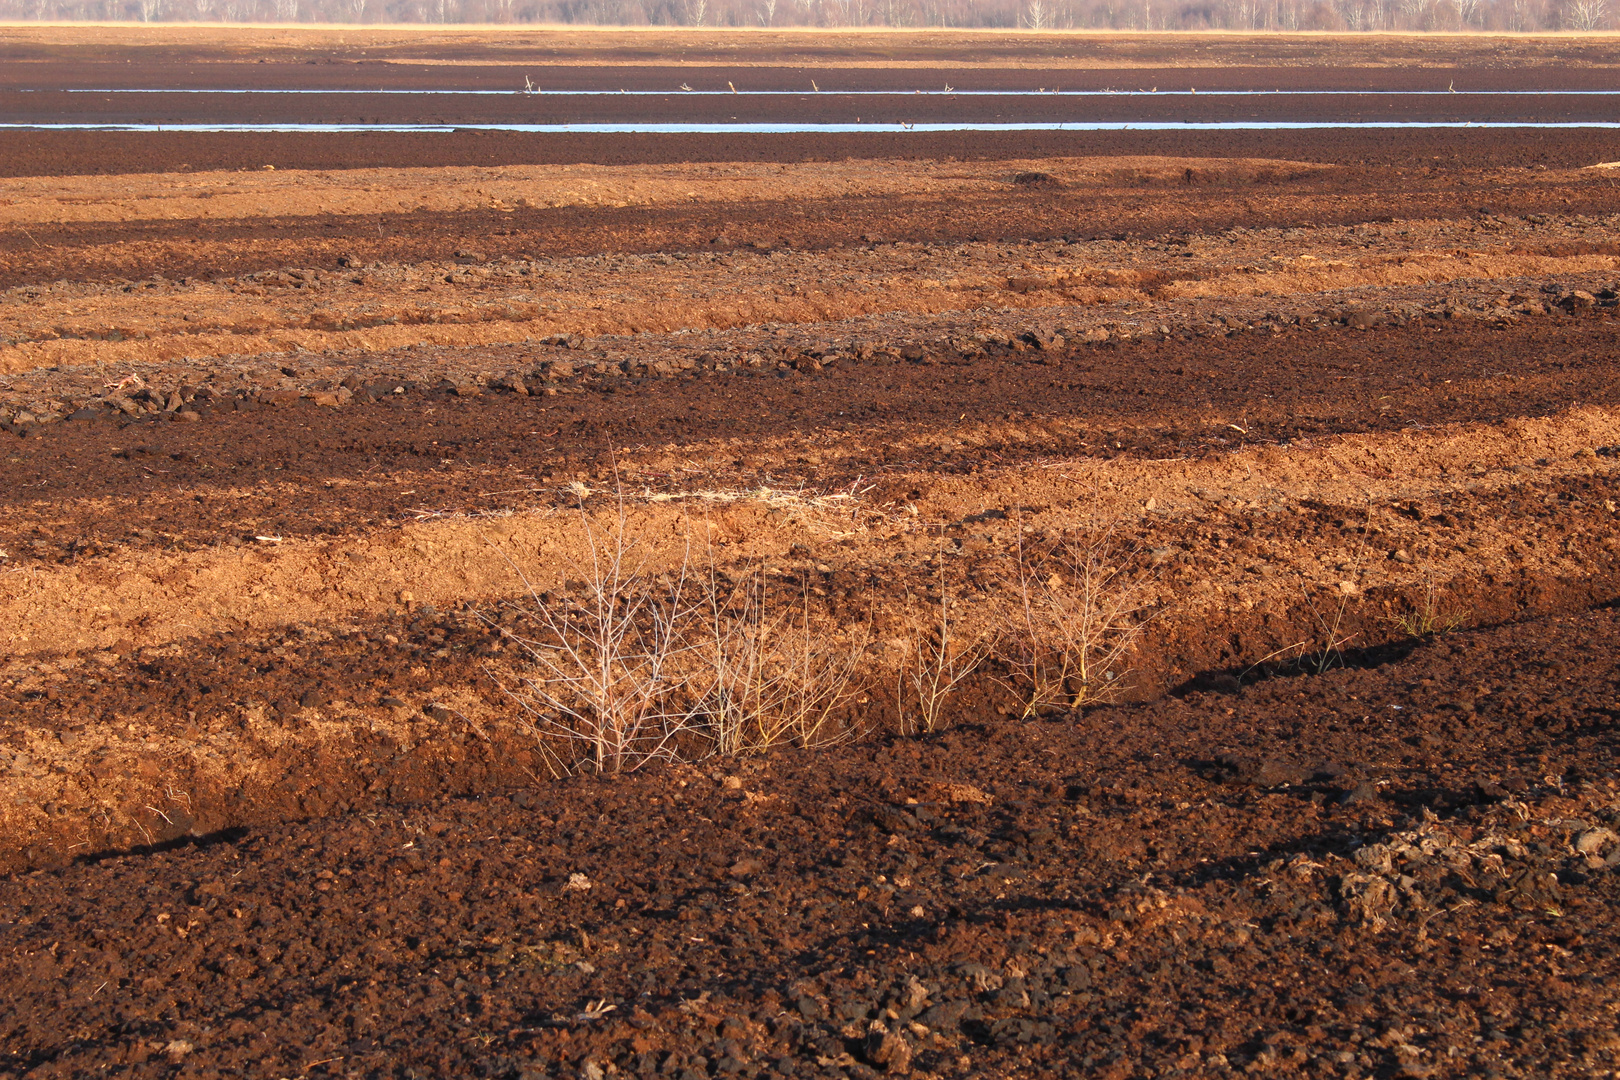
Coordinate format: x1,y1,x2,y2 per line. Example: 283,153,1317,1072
1397,0,1431,25
1569,0,1607,26
0,0,1594,34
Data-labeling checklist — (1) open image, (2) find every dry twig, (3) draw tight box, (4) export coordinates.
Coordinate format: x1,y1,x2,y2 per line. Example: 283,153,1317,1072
994,515,1152,717
897,551,992,735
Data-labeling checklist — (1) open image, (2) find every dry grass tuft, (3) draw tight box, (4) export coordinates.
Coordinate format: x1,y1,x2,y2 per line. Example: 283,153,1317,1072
644,484,867,514
1390,578,1467,639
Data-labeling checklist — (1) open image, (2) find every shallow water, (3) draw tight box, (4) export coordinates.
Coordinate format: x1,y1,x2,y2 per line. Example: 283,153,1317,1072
12,85,1613,132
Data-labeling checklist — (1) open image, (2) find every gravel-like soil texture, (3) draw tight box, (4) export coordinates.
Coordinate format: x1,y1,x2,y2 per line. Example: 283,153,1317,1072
3,28,1620,1079
3,604,1619,1080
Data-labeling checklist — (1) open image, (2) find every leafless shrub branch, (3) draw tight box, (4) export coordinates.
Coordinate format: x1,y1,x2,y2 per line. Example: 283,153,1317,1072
699,561,867,755
485,495,866,773
993,516,1152,717
490,493,705,774
896,553,994,735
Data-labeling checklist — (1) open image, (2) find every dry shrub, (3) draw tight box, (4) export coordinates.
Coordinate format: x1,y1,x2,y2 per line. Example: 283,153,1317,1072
994,521,1152,718
896,557,994,735
488,496,1154,768
493,498,704,774
488,497,865,774
699,565,866,757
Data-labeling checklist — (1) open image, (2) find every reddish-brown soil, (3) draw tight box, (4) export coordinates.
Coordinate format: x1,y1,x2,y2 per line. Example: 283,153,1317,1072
10,89,1620,126
3,315,1619,554
2,27,1619,1080
7,149,1620,292
2,607,1618,1079
7,29,1620,180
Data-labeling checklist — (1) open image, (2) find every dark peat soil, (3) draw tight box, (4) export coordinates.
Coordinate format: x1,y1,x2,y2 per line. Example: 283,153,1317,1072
2,603,1618,1080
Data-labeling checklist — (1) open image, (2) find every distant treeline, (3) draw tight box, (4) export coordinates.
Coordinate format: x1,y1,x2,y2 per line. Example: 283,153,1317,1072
2,0,1609,32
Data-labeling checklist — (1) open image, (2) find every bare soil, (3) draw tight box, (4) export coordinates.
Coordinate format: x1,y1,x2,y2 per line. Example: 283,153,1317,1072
1,28,1619,1080
4,606,1620,1080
